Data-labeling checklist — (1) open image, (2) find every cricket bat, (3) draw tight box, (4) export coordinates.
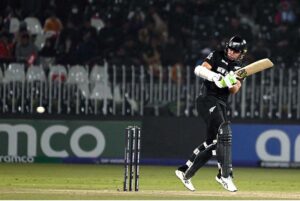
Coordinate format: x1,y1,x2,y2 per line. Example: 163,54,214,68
234,58,274,79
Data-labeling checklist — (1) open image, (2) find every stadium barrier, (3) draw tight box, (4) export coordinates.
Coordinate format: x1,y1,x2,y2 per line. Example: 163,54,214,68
0,62,299,119
0,116,299,168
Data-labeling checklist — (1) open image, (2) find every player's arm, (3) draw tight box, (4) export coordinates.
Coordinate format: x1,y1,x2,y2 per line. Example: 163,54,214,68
229,79,241,94
194,62,225,88
194,61,225,88
200,61,213,70
194,61,216,80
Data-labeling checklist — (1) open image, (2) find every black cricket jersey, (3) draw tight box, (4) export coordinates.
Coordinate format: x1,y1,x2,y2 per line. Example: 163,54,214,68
203,50,242,103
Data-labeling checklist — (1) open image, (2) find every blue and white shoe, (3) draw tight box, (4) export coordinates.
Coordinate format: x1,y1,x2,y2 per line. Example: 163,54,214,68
215,175,237,192
175,170,195,191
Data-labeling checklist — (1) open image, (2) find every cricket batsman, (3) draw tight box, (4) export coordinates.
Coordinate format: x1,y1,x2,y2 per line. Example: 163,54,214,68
175,36,247,192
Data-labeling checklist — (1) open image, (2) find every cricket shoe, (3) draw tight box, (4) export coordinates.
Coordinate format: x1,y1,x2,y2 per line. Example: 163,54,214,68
175,170,195,191
215,175,237,192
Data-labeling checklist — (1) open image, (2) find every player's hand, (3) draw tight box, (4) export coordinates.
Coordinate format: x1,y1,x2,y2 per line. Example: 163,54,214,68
212,74,224,88
227,71,237,85
236,68,247,78
220,71,238,88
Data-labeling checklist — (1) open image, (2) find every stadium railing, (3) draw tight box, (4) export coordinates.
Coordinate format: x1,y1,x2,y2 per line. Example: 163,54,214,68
0,62,299,120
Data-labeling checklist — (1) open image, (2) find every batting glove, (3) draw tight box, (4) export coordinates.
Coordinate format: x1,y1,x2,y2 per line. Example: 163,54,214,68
219,71,238,88
212,74,225,88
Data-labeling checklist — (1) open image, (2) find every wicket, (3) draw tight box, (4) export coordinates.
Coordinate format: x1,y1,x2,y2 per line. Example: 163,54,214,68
123,125,141,191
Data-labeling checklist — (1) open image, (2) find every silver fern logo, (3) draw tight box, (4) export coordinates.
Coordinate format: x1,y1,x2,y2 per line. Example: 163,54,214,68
209,106,216,114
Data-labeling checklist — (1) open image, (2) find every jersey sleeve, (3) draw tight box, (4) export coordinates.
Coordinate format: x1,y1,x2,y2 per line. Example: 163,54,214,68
204,51,217,70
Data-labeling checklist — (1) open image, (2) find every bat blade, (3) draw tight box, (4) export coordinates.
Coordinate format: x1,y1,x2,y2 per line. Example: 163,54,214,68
235,58,274,79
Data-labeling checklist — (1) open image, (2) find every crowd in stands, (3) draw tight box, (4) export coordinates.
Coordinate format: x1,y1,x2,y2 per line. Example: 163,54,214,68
0,0,299,70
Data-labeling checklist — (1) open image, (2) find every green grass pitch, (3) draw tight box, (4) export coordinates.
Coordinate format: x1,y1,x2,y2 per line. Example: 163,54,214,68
0,163,299,200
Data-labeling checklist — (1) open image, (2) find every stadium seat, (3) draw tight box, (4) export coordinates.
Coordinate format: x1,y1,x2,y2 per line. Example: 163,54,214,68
90,84,113,100
24,17,43,35
67,65,89,97
26,66,46,82
47,65,68,114
48,65,67,82
26,66,46,112
91,18,105,32
67,65,89,84
3,63,25,83
34,33,46,50
3,63,26,113
89,65,112,100
9,17,20,33
90,65,109,84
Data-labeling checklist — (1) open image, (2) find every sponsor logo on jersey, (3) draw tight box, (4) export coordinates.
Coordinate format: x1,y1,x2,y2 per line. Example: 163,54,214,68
217,67,227,75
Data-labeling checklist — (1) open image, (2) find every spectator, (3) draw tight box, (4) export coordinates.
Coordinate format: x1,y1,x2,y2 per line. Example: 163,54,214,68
97,17,119,58
15,31,38,64
43,11,63,34
0,0,299,68
147,6,168,45
56,18,79,65
79,16,97,42
128,8,145,38
274,0,296,25
76,29,98,64
39,37,56,58
0,30,14,62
